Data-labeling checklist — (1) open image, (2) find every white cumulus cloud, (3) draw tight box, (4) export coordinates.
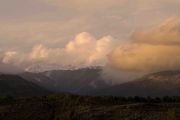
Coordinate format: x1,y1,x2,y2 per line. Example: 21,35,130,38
1,32,115,72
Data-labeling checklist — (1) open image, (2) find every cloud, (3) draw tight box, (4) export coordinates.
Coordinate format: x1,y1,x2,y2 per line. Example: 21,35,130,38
0,63,23,74
1,0,180,53
108,17,180,72
42,0,180,10
1,32,115,72
29,44,49,60
42,0,126,10
2,51,19,64
132,17,180,45
41,0,180,17
0,19,90,50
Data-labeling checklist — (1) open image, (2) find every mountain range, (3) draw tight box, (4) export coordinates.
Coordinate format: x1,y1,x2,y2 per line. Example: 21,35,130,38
20,67,109,95
0,67,180,97
20,68,180,97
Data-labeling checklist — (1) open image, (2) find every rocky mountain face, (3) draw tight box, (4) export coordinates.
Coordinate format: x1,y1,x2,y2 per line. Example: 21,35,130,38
0,74,51,96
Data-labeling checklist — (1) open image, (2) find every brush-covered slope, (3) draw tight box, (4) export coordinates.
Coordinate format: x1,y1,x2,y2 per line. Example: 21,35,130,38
0,74,51,96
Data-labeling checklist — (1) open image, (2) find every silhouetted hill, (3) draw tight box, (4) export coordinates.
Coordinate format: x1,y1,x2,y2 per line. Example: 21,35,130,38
0,74,51,96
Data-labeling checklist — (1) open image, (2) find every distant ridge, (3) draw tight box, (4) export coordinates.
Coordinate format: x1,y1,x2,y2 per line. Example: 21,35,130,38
20,68,180,97
91,70,180,96
21,67,108,95
0,74,51,96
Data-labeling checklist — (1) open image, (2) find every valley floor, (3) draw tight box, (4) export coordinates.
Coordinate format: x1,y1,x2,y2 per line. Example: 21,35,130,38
0,95,179,120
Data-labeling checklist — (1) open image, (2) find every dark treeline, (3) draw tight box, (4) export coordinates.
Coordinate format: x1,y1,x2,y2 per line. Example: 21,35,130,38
1,94,180,106
46,94,180,104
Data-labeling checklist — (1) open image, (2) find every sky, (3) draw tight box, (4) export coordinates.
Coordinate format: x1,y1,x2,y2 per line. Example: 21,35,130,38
0,0,180,74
